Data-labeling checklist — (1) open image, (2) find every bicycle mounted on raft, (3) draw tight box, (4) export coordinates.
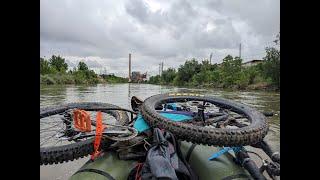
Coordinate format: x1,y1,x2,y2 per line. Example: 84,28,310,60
40,93,280,179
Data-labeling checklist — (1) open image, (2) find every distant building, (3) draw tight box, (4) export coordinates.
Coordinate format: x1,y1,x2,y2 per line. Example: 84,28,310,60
131,71,147,83
242,60,263,67
99,74,108,79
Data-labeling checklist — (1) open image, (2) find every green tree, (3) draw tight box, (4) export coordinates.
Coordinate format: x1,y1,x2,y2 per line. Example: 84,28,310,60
146,34,279,91
242,66,260,85
174,59,201,85
261,47,280,88
40,55,103,85
209,69,222,86
75,61,98,81
258,33,280,88
161,68,176,84
192,70,211,85
78,61,89,71
149,75,160,84
200,59,215,71
219,55,242,87
40,57,52,74
49,55,68,72
274,32,280,46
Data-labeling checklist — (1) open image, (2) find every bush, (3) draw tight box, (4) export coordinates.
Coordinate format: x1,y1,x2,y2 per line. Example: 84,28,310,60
148,33,280,90
40,75,56,85
161,68,176,84
261,47,280,88
40,56,104,85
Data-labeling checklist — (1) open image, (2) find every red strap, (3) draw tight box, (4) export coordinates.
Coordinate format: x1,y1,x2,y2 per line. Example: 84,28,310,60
135,163,143,180
91,111,106,160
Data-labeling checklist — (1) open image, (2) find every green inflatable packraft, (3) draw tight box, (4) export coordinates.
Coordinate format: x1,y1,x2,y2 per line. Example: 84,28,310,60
70,141,251,180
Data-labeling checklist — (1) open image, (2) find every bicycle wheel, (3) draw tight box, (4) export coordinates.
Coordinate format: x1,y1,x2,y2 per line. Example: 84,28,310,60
40,102,129,165
141,93,269,146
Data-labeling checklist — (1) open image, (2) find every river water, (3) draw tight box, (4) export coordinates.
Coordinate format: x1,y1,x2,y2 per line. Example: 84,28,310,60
40,83,280,180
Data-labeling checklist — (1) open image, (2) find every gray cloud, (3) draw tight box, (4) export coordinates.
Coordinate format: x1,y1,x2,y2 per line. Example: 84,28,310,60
40,0,279,77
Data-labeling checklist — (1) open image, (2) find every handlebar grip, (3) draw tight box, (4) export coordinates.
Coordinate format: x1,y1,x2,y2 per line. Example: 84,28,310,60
236,151,266,180
252,140,280,164
243,159,266,180
262,112,273,116
271,152,280,164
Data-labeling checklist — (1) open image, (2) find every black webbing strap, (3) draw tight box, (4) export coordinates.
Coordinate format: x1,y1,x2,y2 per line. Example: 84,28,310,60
73,168,116,180
221,173,252,180
185,144,197,162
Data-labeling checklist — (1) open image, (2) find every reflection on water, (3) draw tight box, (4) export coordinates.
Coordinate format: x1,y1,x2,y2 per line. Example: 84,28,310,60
40,83,280,180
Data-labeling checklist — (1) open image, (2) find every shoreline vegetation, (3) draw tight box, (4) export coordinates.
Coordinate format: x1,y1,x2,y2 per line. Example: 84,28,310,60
40,55,127,85
148,34,280,91
41,34,279,91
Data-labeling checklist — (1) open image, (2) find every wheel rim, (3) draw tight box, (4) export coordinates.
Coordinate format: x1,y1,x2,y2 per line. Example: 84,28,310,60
141,94,268,146
40,110,118,148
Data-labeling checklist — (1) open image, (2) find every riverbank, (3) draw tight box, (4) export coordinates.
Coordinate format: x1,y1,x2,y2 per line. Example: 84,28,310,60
40,80,278,92
148,43,280,91
147,82,278,91
40,55,128,85
198,82,278,91
196,82,278,91
40,74,99,85
40,74,127,85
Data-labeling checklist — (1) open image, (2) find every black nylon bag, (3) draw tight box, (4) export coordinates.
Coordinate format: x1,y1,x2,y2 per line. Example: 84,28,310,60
128,128,198,180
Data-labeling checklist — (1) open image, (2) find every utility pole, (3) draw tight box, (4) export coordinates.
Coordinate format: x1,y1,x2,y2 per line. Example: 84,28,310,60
129,53,131,82
239,43,242,59
159,63,161,76
209,53,212,64
161,62,164,75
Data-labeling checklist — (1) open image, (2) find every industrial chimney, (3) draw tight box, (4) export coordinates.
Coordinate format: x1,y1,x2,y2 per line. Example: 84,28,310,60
129,53,131,82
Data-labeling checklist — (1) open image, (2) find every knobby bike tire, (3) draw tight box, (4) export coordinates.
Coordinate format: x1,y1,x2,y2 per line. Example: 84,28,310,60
140,93,268,146
40,102,129,165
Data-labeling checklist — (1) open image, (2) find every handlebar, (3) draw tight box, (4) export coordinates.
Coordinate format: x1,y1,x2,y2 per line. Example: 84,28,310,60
236,151,266,180
252,140,280,164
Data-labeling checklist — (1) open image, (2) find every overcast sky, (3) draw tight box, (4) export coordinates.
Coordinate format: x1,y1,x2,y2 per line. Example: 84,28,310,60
40,0,279,77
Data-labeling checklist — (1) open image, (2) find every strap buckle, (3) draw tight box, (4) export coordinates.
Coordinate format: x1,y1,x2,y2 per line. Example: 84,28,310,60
208,146,244,161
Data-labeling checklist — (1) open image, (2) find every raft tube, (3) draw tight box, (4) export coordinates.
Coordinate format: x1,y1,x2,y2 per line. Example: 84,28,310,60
69,152,136,180
180,141,251,180
70,141,251,180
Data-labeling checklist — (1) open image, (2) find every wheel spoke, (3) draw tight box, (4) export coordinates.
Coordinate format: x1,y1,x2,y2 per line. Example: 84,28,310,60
40,123,63,131
141,94,268,146
40,102,131,165
40,133,57,146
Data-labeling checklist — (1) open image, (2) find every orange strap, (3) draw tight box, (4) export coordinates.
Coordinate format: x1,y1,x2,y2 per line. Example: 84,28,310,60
73,109,91,132
91,111,106,160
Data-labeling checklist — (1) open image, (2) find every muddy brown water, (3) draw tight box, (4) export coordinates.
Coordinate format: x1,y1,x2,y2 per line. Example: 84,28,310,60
40,83,280,180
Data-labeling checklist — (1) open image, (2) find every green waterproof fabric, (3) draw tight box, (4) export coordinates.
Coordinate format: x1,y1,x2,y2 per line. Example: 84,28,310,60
70,142,250,180
180,141,251,180
69,152,136,180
